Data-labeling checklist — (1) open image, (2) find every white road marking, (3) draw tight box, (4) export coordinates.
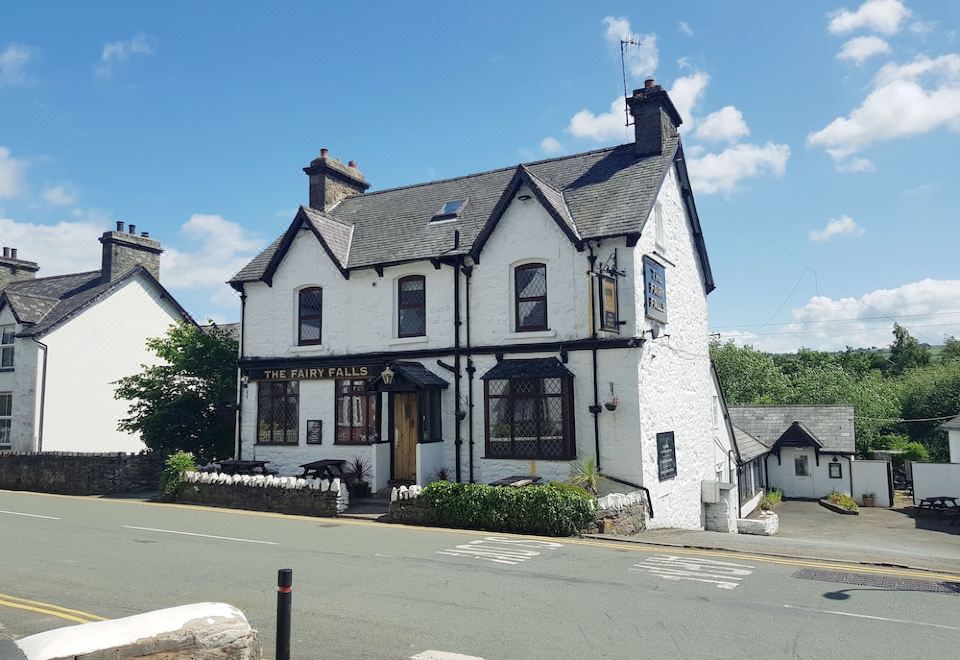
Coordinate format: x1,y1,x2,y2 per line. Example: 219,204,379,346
782,604,960,631
0,510,60,520
410,651,485,659
437,536,563,566
123,526,278,545
630,554,754,590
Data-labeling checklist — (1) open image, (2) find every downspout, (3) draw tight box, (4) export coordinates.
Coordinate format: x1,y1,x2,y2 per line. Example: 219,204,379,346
587,244,601,470
30,337,48,453
235,290,246,460
463,263,475,483
452,254,463,483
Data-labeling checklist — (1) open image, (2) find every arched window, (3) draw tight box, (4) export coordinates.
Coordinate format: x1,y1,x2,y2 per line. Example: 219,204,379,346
398,275,426,337
298,287,323,345
514,263,547,331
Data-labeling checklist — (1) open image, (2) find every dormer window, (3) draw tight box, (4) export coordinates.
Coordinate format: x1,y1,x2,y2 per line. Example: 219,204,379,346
297,287,323,345
431,199,467,222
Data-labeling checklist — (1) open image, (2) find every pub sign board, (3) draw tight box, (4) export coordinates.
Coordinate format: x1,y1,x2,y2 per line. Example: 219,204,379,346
306,420,322,445
643,256,667,324
657,431,677,481
247,365,380,381
599,274,620,333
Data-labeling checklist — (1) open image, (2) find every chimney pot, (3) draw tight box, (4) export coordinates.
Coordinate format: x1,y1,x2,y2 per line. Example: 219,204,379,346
2,247,9,258
644,77,656,89
10,248,17,259
320,148,329,158
128,224,136,235
141,231,150,238
348,160,357,168
116,221,125,232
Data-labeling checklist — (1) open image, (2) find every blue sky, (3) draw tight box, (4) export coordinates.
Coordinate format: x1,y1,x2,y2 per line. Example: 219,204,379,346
1,1,958,351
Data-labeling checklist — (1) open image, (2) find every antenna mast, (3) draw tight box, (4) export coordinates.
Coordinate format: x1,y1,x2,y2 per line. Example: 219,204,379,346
620,39,642,128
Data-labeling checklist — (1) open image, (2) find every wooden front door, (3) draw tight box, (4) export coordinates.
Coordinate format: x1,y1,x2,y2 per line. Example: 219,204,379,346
393,393,418,481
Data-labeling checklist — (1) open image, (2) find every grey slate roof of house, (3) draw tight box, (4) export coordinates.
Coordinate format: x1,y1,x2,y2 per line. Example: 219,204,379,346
230,136,694,283
1,267,194,337
728,405,856,454
940,415,960,431
731,424,770,462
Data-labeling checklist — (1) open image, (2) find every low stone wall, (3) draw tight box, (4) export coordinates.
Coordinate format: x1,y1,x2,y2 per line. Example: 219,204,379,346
384,496,436,526
0,451,162,495
582,501,646,535
176,481,340,517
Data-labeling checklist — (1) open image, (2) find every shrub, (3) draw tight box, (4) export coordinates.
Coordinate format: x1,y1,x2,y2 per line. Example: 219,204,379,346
827,491,859,512
760,488,783,511
421,480,596,536
160,451,197,499
570,458,601,496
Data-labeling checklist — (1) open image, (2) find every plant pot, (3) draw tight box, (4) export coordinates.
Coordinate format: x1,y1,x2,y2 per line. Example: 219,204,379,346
862,496,875,507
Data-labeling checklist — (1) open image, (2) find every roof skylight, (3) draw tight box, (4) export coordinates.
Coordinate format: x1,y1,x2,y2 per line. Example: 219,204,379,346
432,199,467,221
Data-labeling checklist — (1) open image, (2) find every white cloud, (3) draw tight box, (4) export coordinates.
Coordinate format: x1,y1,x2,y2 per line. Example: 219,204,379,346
0,216,103,274
41,184,77,207
694,106,750,143
721,279,960,352
0,44,35,86
836,157,875,172
568,96,630,142
686,142,790,195
808,215,865,242
0,147,25,200
828,0,911,35
603,17,658,78
95,33,156,78
668,71,710,131
678,21,694,37
808,54,960,165
836,35,891,63
910,20,937,35
540,137,563,154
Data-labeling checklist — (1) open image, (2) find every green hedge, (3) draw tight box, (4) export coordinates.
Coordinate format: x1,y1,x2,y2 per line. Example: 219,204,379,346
420,481,596,536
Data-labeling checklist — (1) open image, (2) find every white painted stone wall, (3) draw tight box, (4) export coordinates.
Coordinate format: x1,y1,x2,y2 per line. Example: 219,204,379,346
416,441,445,487
949,429,960,463
766,449,854,499
740,489,763,518
1,273,184,453
850,460,891,507
912,462,960,501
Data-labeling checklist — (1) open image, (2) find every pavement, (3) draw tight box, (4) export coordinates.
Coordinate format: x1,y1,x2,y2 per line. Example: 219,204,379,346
611,500,960,574
1,490,959,659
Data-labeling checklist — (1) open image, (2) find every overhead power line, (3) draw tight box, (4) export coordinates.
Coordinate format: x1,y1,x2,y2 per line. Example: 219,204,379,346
857,413,959,423
712,310,960,330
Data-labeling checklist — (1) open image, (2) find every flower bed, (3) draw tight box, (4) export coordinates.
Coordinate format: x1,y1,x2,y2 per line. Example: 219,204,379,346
819,491,859,515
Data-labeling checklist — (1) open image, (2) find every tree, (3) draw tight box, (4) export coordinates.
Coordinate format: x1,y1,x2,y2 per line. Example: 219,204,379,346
889,323,931,375
710,340,790,404
115,321,238,463
942,336,960,364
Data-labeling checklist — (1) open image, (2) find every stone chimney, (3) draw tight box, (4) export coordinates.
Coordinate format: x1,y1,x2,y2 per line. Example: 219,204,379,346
0,247,39,289
625,78,684,157
303,148,370,212
99,221,163,283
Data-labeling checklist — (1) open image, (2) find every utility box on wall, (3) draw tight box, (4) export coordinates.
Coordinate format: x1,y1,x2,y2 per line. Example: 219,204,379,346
701,480,720,504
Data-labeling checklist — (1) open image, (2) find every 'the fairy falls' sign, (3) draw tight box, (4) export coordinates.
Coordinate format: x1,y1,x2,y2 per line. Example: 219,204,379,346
643,256,667,323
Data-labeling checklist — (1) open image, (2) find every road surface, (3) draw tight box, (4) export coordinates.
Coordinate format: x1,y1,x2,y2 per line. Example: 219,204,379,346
1,489,958,659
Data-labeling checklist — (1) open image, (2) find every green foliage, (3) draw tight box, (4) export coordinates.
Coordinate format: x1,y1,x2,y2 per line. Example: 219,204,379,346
942,336,960,364
347,457,372,497
760,488,782,511
710,340,790,404
569,457,601,496
827,491,859,512
421,480,596,536
114,321,238,464
889,323,931,375
160,450,196,499
877,434,930,462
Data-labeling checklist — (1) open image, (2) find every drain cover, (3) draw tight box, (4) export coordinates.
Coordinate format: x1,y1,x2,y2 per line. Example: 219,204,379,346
793,568,960,594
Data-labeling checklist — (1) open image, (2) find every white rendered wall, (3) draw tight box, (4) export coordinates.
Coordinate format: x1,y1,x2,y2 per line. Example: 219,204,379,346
912,463,960,502
40,274,185,453
949,429,960,463
850,460,891,507
740,489,763,518
766,449,853,499
416,441,445,487
0,304,41,452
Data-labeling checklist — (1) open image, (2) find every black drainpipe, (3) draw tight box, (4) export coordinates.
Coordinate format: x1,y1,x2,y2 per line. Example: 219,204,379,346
463,263,475,483
603,474,654,519
452,254,463,483
586,244,601,470
236,289,246,459
31,337,49,453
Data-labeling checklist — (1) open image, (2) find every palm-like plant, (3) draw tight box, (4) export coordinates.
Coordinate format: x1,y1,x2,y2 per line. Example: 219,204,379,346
570,457,601,496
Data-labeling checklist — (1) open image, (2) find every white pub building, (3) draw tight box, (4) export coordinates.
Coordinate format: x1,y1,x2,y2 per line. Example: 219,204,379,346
231,81,735,530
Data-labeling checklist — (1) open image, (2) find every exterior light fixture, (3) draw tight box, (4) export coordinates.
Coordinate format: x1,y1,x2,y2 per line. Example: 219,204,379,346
517,194,532,201
381,365,395,385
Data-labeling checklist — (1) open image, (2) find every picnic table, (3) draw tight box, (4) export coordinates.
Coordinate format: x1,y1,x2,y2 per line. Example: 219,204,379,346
917,496,960,525
299,459,347,480
217,459,273,476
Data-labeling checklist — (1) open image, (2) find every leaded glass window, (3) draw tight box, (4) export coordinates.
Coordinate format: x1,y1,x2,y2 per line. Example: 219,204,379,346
484,376,573,459
398,276,426,337
256,381,299,445
515,263,547,331
298,287,322,345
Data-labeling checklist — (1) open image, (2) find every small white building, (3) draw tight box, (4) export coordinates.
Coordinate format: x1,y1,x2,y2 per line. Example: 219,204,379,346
941,415,960,463
229,81,734,530
0,224,193,453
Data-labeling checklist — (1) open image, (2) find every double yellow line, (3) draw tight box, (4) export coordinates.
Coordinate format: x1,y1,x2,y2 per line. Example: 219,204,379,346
0,592,105,624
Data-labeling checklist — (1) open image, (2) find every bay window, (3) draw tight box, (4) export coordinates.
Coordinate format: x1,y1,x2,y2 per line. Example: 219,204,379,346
484,374,574,459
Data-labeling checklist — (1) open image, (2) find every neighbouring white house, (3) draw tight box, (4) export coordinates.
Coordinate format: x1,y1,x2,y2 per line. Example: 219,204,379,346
0,223,193,454
229,79,737,530
942,415,960,463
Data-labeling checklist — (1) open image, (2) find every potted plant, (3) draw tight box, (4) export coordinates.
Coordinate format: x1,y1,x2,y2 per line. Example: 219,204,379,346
862,492,875,507
570,457,601,496
347,456,372,498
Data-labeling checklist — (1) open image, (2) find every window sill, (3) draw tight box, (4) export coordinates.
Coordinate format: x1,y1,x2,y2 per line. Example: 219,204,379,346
288,345,327,354
504,330,555,341
255,442,300,447
481,456,574,462
333,441,378,447
0,367,13,372
389,336,428,346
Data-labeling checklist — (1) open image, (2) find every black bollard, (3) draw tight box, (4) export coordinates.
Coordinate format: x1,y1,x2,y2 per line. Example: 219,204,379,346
276,568,293,660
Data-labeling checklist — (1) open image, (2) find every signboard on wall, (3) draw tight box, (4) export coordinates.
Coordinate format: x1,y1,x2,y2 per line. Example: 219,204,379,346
306,420,323,445
643,256,667,324
657,431,677,481
246,365,380,381
599,275,620,333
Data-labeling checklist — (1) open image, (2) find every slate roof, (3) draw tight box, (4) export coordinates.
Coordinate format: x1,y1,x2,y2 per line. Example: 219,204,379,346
229,135,712,287
200,322,241,342
731,425,770,462
0,267,194,338
480,357,574,380
940,415,960,431
728,405,856,454
390,361,449,389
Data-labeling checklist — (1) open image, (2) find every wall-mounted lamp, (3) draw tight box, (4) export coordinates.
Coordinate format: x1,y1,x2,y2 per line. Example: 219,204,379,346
381,365,395,385
517,194,532,201
604,382,619,411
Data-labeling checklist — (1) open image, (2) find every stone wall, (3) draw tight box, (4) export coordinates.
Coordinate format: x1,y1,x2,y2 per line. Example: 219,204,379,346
0,451,162,495
383,496,436,526
175,480,340,517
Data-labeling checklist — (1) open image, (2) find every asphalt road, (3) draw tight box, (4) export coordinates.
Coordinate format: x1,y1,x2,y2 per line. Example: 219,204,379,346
1,490,959,659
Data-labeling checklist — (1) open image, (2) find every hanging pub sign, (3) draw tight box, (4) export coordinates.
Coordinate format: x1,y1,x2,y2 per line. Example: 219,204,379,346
657,431,677,481
599,274,620,333
247,364,379,381
643,256,667,324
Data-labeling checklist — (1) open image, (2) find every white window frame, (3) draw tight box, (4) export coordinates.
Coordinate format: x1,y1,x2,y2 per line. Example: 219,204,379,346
0,324,14,369
0,392,11,449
